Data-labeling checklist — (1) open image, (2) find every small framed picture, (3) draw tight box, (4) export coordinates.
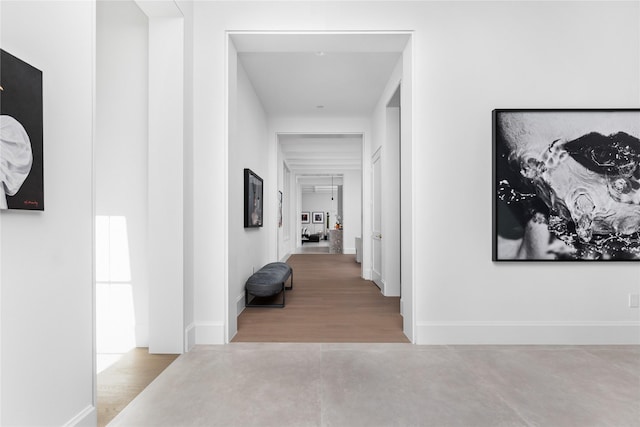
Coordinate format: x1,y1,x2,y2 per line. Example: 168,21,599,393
312,211,324,224
244,168,263,228
301,211,310,224
278,191,283,228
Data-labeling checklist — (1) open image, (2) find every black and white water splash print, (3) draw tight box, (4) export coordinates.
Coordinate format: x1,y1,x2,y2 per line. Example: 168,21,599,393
493,110,640,261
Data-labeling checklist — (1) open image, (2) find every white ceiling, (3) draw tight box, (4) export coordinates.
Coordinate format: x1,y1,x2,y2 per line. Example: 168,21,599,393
233,33,408,182
239,52,401,116
297,175,344,194
280,134,362,177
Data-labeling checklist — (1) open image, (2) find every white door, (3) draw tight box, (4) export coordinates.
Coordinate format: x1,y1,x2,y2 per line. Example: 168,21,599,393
372,148,383,289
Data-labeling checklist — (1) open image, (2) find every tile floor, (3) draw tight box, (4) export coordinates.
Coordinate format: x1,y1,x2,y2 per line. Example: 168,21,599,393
109,344,640,427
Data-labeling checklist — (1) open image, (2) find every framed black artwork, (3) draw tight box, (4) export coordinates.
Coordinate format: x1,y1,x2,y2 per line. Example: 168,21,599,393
301,212,310,224
244,168,263,228
312,211,324,224
493,109,640,261
0,49,44,210
278,190,283,228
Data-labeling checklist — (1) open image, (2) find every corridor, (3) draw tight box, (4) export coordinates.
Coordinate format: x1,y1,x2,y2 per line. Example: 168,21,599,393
233,254,407,343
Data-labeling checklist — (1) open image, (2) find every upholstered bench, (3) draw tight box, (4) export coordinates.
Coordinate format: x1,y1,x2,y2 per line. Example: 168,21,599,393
244,262,293,308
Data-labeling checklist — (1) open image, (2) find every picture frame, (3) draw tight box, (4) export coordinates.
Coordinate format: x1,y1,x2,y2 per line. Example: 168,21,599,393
244,168,263,228
0,49,44,211
312,211,324,224
278,191,283,228
301,211,310,224
493,109,640,261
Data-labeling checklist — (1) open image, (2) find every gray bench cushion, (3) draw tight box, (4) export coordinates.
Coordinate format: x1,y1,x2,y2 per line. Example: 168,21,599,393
245,262,292,297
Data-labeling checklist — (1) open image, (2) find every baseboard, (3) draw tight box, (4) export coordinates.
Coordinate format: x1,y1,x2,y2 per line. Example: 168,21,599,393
63,405,96,427
416,321,640,345
344,247,356,255
362,269,372,280
195,321,225,344
185,322,196,352
279,252,291,262
236,293,246,316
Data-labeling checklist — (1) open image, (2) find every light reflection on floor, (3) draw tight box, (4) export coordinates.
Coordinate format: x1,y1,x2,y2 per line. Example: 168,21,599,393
96,282,136,373
95,216,137,374
97,353,125,374
295,240,330,254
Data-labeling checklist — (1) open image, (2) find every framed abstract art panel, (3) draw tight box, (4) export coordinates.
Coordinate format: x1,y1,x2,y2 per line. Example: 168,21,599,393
0,49,44,210
493,109,640,261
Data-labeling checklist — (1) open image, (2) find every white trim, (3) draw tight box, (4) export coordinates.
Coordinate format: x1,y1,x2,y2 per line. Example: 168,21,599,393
196,321,225,345
63,405,96,427
227,30,416,36
344,247,356,255
236,293,246,317
370,146,382,290
90,0,97,416
407,34,416,344
207,0,434,2
416,321,640,345
279,252,291,262
224,32,231,345
225,30,416,344
184,322,196,352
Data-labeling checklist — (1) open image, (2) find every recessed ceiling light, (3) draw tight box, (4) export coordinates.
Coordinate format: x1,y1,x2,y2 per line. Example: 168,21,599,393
315,51,326,57
316,105,325,109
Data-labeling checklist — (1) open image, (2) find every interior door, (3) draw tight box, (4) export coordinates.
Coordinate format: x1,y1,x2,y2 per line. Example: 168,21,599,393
372,148,383,289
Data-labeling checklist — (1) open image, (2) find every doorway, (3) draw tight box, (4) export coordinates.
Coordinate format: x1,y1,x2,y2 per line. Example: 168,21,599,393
95,1,184,424
227,31,414,343
278,133,362,260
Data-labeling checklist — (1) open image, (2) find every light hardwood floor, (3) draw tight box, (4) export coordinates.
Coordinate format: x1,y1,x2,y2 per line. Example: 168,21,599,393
233,254,409,342
97,348,178,427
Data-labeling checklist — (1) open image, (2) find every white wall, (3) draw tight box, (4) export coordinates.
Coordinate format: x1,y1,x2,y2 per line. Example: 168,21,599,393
190,4,227,345
96,0,149,350
178,0,196,351
399,38,414,340
413,1,640,344
192,1,640,345
1,1,96,425
227,54,270,339
146,10,185,355
342,170,362,255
